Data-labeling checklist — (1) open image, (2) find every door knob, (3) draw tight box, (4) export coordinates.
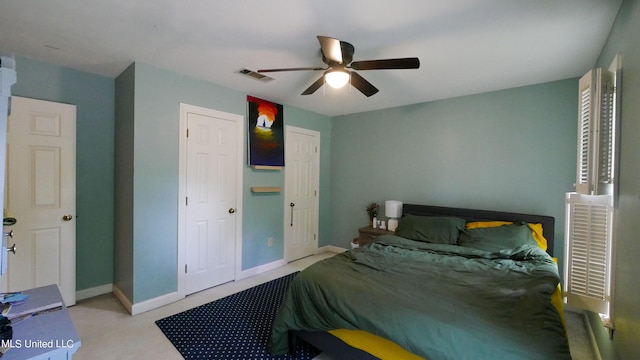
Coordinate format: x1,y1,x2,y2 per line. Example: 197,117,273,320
228,208,235,214
7,244,16,254
62,214,73,221
3,230,13,238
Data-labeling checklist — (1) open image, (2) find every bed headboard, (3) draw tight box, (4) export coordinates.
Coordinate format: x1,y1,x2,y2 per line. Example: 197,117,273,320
402,204,555,257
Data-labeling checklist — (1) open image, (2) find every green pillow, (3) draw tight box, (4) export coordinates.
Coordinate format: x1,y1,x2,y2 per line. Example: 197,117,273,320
458,223,538,252
395,215,466,244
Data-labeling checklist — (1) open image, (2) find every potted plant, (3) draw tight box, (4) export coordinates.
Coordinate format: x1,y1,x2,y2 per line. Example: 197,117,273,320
366,202,379,226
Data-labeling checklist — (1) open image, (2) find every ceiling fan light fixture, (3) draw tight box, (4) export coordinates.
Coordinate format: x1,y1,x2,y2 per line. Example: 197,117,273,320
325,69,350,88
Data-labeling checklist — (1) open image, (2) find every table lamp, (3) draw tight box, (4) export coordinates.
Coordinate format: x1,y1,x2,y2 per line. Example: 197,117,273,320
385,200,403,232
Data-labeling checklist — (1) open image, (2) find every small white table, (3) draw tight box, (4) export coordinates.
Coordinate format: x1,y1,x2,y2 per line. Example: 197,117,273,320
2,284,81,359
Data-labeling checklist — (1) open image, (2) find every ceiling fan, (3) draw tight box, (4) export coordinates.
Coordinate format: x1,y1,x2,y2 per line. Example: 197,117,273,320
257,36,420,97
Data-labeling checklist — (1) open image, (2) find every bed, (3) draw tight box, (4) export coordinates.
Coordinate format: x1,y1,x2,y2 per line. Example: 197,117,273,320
267,204,571,359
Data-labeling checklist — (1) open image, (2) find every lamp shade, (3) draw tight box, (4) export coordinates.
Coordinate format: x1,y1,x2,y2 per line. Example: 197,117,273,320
325,69,349,88
385,200,403,218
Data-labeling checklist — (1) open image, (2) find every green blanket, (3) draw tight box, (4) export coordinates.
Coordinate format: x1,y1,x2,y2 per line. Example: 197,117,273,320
268,235,571,359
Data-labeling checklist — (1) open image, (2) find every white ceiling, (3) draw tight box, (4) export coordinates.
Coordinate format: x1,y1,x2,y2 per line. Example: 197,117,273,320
0,0,622,117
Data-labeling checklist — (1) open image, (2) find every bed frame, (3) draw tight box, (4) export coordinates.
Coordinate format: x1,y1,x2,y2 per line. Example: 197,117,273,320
289,203,556,358
402,203,555,256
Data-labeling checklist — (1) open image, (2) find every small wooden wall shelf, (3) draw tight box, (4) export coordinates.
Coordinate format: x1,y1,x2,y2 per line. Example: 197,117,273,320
250,186,282,193
251,165,282,171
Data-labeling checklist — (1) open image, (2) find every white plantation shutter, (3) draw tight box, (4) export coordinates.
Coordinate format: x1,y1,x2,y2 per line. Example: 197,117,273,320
566,62,619,319
564,193,613,315
576,76,592,193
575,69,615,195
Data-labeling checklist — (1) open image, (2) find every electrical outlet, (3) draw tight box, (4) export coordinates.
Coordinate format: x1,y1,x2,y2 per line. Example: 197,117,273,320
267,237,273,247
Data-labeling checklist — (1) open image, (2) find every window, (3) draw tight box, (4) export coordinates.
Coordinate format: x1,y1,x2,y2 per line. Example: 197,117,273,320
564,54,621,322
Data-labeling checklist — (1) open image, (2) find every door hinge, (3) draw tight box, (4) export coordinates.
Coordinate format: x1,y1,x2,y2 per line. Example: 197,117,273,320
186,128,189,138
315,146,318,153
186,197,188,206
185,264,187,273
314,233,316,240
315,190,317,196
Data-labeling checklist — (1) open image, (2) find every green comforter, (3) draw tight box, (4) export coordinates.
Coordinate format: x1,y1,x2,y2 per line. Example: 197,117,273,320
268,235,571,359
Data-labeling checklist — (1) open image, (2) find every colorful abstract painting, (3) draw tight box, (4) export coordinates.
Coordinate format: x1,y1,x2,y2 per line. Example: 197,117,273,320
247,96,284,167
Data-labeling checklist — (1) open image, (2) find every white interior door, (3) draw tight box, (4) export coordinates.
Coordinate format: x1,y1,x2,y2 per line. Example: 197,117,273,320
179,104,242,296
3,96,76,306
284,126,319,262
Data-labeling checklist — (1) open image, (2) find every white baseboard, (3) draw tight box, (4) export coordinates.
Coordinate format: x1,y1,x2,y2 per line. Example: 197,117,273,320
131,291,179,316
112,285,132,314
76,283,113,301
237,258,287,281
236,246,343,281
318,245,347,253
108,248,343,316
112,284,179,316
583,311,603,360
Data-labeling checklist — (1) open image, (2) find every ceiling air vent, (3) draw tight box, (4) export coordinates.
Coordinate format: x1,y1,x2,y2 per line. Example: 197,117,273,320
237,68,274,82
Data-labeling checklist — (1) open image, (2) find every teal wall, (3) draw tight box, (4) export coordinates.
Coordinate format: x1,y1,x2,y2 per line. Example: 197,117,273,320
9,3,638,356
12,56,115,292
10,57,331,303
116,63,332,303
113,63,135,301
330,79,578,268
11,55,576,302
593,0,640,358
243,107,332,268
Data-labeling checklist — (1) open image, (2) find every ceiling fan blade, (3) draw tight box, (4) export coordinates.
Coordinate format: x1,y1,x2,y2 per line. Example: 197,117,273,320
301,76,326,95
350,57,420,70
350,71,379,97
317,36,342,64
258,66,325,73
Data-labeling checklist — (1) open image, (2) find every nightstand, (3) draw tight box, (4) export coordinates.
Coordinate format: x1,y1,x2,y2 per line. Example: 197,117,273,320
358,226,394,246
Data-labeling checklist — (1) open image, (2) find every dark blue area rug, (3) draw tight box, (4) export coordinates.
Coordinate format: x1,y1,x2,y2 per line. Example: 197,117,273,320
155,272,320,359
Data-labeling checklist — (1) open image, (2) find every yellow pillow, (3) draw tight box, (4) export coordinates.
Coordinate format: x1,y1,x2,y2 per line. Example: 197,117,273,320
328,329,423,360
465,221,547,251
527,223,547,251
465,221,511,229
550,257,567,333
